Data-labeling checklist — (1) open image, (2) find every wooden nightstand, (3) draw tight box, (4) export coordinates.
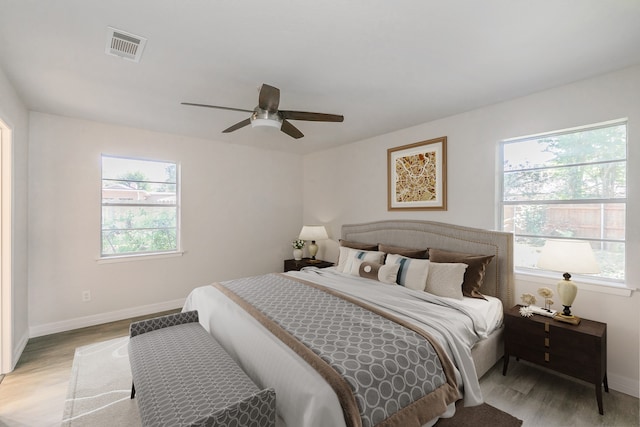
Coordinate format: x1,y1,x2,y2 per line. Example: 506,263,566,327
503,305,608,414
284,258,334,272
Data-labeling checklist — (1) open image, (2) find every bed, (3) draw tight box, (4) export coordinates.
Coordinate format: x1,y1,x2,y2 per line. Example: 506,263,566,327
183,220,514,427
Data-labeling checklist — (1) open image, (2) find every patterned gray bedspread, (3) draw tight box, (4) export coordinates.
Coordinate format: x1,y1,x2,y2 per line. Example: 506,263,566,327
214,273,459,427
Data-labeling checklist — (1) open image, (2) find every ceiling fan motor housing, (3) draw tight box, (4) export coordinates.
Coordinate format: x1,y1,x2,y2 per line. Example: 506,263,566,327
250,108,282,129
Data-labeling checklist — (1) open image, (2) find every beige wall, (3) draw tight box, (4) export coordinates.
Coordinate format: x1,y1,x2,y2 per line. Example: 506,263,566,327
27,113,303,334
303,65,640,397
0,67,30,372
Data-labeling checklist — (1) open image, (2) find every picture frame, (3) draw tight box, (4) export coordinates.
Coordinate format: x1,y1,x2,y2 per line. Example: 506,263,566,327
387,136,447,211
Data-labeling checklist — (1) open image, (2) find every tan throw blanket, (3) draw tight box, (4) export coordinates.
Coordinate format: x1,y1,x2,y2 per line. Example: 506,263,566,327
213,273,459,427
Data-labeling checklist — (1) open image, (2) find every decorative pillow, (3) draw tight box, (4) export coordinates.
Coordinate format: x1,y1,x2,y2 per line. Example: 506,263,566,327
337,240,379,271
339,239,378,251
379,244,429,259
350,260,400,285
337,248,385,273
425,262,467,299
385,254,430,291
427,248,494,300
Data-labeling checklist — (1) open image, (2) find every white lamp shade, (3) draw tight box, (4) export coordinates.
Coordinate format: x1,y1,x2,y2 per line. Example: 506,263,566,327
537,239,600,274
298,225,329,241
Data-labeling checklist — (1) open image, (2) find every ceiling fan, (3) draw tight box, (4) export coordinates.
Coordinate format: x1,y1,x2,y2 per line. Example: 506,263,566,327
182,84,344,139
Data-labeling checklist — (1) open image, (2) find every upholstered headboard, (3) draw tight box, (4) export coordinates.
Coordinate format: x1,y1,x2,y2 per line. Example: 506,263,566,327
341,220,514,307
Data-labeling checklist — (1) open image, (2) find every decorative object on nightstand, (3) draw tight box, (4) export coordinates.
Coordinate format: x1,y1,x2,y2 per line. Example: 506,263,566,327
298,225,329,261
291,239,304,260
519,305,534,317
519,290,556,318
537,239,600,325
520,293,536,306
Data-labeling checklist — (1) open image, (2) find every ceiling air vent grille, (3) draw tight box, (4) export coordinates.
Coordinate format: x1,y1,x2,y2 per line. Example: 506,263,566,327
105,27,147,62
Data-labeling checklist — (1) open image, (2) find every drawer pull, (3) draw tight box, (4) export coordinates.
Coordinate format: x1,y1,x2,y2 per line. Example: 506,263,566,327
545,337,550,347
544,322,550,333
545,352,550,362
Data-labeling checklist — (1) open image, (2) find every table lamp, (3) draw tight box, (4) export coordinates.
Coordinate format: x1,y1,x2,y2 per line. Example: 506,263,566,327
536,239,600,325
298,225,329,261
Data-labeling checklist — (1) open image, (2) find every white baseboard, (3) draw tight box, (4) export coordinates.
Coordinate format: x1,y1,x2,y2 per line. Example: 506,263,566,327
608,372,640,398
29,298,185,338
12,330,28,369
1,329,29,374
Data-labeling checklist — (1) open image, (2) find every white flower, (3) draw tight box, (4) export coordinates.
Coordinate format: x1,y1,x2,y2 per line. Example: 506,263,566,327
519,306,534,318
520,293,537,306
538,287,554,299
292,239,305,249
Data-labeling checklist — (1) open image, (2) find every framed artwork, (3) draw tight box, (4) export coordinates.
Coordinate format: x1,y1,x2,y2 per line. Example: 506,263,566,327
387,136,447,211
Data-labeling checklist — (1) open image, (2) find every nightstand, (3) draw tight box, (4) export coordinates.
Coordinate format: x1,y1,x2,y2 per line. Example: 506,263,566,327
284,258,334,272
503,305,608,414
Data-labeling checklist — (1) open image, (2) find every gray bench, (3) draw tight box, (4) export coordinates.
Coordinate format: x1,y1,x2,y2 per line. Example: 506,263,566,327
128,310,276,427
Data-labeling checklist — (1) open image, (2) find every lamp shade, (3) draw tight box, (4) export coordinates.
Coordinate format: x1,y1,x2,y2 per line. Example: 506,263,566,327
298,225,329,241
537,239,600,274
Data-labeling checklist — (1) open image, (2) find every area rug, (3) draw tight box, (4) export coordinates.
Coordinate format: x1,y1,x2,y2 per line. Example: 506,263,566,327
435,400,523,427
63,336,522,427
62,336,140,427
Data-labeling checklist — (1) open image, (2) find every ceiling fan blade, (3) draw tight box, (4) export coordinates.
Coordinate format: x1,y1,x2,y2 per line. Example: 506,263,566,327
181,102,253,114
281,120,304,139
258,84,280,112
280,110,344,122
222,118,251,133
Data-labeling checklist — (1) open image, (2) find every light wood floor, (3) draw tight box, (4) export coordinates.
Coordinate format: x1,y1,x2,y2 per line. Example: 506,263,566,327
0,312,637,427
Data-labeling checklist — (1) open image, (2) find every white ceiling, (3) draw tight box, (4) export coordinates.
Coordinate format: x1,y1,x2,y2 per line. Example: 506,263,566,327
1,1,639,154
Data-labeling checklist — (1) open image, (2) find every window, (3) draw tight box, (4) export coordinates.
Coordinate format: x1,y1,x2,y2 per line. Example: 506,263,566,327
500,120,626,283
101,155,179,258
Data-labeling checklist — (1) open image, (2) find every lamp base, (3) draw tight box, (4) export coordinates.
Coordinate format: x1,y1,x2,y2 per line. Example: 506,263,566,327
308,241,318,261
554,313,581,325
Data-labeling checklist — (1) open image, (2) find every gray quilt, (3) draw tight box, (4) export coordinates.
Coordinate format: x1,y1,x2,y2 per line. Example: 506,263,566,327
215,273,458,427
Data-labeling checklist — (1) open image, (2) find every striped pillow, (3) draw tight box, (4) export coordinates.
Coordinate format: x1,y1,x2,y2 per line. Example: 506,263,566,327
385,254,430,291
337,248,385,273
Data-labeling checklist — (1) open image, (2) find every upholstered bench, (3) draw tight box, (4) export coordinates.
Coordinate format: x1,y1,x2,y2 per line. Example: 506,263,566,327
128,310,276,427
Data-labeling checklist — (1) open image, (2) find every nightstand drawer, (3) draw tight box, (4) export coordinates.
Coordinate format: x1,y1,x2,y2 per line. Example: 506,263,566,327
506,341,598,382
549,325,600,356
505,341,548,363
505,315,546,341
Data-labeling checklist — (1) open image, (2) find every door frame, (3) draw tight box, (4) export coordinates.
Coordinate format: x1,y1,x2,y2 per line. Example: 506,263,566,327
0,119,13,374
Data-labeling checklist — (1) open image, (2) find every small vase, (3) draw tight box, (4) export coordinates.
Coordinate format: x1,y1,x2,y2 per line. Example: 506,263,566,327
293,248,303,260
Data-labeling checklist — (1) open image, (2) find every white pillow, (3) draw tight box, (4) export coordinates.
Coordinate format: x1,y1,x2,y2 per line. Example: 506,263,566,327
338,248,385,273
425,262,468,299
385,254,430,291
336,246,352,272
350,260,400,284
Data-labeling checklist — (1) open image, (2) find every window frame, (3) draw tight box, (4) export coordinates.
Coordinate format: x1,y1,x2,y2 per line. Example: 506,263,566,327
100,154,181,260
498,119,628,288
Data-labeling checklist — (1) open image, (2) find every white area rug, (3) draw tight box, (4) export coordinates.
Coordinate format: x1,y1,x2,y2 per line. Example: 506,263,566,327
62,336,141,426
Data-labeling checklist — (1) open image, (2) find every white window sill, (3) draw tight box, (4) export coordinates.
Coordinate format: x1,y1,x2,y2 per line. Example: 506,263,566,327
515,270,634,297
97,251,184,264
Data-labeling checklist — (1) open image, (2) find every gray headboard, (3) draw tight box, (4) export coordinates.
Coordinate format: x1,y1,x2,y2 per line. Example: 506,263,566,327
341,220,514,307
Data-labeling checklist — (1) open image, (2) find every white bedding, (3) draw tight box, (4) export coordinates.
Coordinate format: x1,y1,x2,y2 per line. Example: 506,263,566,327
183,267,502,427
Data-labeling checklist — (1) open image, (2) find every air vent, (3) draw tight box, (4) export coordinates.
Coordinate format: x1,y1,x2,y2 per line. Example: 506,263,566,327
105,27,147,62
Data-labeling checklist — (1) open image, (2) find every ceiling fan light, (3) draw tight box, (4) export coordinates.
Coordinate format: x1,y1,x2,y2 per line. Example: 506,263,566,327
250,118,282,129
250,108,282,129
